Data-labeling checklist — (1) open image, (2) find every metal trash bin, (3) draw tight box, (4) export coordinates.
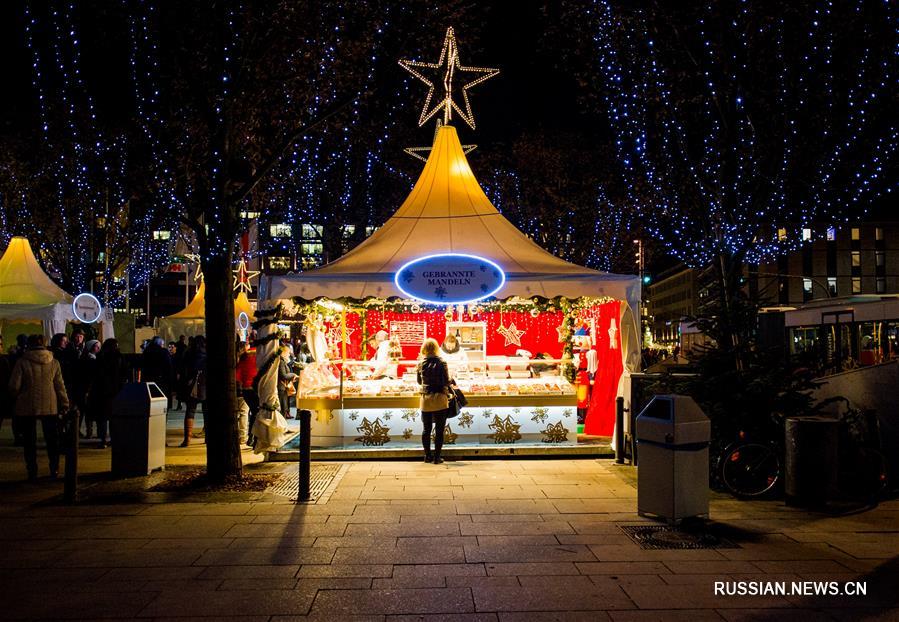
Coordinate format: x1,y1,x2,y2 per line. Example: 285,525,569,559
110,382,168,476
784,416,839,508
635,395,711,522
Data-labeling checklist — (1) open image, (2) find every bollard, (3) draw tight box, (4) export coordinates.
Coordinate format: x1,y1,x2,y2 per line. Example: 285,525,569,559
615,397,626,465
297,409,312,502
63,409,79,504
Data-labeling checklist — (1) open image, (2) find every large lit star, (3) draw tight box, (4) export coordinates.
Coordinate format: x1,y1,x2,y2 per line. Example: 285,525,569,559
399,26,499,130
497,323,525,347
233,257,260,294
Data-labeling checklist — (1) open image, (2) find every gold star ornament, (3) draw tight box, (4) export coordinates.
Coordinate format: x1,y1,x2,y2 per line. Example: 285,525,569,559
233,257,260,294
399,26,499,130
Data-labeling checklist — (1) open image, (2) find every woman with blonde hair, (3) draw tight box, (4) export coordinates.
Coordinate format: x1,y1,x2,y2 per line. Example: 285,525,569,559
416,337,453,464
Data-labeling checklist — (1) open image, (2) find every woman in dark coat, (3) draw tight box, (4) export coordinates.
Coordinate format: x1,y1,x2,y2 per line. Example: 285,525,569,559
416,338,453,464
181,335,207,446
86,339,129,448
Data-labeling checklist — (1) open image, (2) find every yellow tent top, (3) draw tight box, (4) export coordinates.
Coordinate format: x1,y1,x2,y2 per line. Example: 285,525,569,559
165,283,256,321
0,236,73,306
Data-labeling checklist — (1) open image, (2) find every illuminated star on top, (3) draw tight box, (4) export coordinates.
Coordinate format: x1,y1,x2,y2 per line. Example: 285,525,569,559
399,26,499,130
233,257,260,294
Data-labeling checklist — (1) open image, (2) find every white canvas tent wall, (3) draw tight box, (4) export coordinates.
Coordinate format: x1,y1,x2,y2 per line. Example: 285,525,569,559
157,282,257,342
0,236,114,338
261,124,642,369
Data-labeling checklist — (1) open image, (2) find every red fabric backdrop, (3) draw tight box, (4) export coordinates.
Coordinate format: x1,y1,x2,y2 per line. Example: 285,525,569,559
578,301,624,436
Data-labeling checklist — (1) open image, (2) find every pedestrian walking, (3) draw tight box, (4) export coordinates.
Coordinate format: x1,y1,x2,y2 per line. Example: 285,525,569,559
8,334,69,480
416,337,454,464
235,340,258,447
79,339,101,438
277,346,297,420
87,339,129,448
181,335,207,446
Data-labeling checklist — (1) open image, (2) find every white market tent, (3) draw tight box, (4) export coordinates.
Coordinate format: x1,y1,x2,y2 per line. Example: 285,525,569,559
261,124,642,368
0,236,114,338
157,282,257,342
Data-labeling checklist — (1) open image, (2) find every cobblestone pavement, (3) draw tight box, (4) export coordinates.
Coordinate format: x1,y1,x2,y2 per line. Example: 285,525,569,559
0,428,897,620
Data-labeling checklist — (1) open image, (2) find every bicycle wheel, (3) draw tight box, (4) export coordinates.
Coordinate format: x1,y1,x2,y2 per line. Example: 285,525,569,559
720,442,781,498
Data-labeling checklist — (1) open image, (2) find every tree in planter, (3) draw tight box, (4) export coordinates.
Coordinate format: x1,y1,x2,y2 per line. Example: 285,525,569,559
560,0,897,367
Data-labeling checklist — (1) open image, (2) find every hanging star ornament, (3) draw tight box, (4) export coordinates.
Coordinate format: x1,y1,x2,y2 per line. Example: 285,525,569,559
497,323,525,347
555,322,570,343
399,26,499,130
232,257,260,294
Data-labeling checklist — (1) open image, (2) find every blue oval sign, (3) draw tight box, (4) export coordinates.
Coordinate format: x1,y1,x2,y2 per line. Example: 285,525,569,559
395,253,505,304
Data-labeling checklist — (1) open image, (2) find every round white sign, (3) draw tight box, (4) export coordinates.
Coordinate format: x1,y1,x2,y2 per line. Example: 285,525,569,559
394,253,506,304
72,293,102,324
237,311,250,331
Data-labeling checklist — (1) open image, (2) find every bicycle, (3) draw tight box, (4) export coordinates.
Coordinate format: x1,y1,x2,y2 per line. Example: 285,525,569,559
717,416,784,498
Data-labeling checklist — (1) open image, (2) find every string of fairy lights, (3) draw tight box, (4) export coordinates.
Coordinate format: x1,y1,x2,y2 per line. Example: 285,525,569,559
589,0,897,267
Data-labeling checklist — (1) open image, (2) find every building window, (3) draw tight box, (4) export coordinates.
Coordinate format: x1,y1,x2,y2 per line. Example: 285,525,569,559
152,230,171,241
776,228,787,241
852,277,862,294
851,227,860,241
802,228,812,241
851,251,861,267
826,227,836,241
301,224,323,239
876,277,886,294
301,243,323,256
267,256,292,270
876,227,884,241
300,256,321,270
802,278,813,300
365,226,379,236
269,223,292,238
240,210,260,220
876,251,885,267
341,225,356,238
827,277,837,297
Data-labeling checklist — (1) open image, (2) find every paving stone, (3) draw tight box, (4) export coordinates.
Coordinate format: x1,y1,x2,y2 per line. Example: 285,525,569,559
392,564,487,578
589,574,666,587
224,522,347,537
142,578,223,591
102,565,206,581
459,522,574,536
373,575,448,589
227,537,318,548
297,564,394,578
199,564,301,579
55,548,204,568
294,577,374,590
217,578,298,590
310,588,475,615
464,544,597,563
485,562,580,576
446,576,521,588
751,560,853,574
609,610,726,621
332,545,466,565
469,514,546,523
2,590,158,620
588,545,729,562
475,535,560,547
388,615,499,622
139,587,317,617
620,584,793,610
346,523,463,537
472,584,634,612
498,610,613,621
575,562,671,575
662,561,764,574
194,546,335,566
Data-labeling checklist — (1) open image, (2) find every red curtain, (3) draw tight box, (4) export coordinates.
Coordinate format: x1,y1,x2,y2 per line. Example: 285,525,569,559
582,301,624,436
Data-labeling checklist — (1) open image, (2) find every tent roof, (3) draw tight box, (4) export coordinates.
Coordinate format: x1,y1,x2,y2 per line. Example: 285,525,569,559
264,125,640,307
164,283,256,321
0,236,73,306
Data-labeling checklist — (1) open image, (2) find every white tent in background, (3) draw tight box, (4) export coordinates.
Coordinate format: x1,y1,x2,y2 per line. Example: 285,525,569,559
157,282,257,343
0,236,114,338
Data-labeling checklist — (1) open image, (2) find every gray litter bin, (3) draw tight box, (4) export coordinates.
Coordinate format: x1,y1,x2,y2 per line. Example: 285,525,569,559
110,382,168,476
636,395,711,522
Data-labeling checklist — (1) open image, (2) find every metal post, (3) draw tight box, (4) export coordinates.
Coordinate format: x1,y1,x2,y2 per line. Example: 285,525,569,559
63,409,79,504
297,409,312,502
615,397,626,465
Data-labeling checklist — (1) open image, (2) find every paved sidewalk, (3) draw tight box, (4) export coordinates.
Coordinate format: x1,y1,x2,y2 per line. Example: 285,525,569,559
0,429,897,619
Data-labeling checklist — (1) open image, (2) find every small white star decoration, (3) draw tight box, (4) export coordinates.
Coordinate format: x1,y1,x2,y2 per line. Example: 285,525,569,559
497,323,525,347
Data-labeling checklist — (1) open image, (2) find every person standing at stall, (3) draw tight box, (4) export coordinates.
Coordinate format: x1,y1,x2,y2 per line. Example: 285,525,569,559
235,340,257,447
8,334,69,480
417,338,454,464
88,339,129,449
277,346,297,420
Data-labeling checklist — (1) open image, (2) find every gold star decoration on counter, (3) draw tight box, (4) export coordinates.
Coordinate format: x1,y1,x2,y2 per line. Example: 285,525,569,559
497,323,525,347
399,26,499,130
487,414,522,444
